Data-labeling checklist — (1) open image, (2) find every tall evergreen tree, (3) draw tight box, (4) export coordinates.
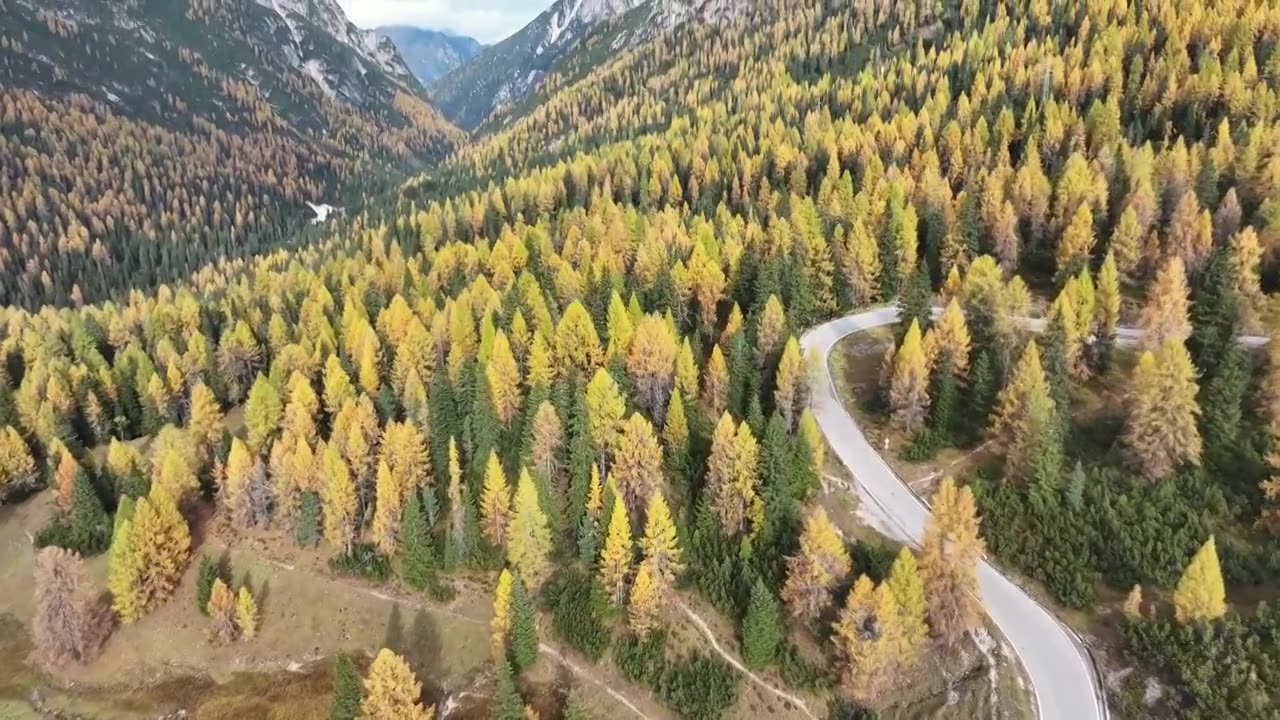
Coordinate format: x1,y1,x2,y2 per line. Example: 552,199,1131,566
399,491,436,590
741,577,783,670
491,659,524,720
508,576,539,672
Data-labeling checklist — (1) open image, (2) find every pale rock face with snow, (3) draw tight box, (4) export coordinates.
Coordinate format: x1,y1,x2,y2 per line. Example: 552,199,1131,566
253,0,419,97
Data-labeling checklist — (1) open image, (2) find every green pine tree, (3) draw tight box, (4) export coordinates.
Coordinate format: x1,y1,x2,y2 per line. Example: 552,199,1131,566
741,578,783,670
966,351,997,441
1201,343,1248,454
296,491,322,547
726,333,754,418
562,686,594,720
509,576,539,673
566,389,596,538
491,658,524,720
898,261,933,339
1189,248,1239,380
1039,319,1071,436
469,376,500,496
400,491,436,590
929,357,959,439
329,651,362,720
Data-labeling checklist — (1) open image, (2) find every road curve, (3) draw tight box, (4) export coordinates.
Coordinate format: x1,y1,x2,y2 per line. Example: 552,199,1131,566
801,306,1108,720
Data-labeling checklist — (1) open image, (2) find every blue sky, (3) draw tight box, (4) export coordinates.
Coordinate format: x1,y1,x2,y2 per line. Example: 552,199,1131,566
337,0,544,44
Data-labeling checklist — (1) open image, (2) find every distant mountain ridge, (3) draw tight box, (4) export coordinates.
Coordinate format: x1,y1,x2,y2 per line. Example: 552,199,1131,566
430,0,742,131
376,26,483,85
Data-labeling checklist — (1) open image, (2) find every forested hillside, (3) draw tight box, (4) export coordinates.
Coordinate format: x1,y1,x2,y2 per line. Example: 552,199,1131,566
3,0,1280,718
0,0,462,309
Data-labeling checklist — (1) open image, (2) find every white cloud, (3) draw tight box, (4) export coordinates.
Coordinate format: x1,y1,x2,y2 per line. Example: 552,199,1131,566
336,0,544,44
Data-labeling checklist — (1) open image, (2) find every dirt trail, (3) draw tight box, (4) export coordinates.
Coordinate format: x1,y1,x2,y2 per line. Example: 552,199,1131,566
677,601,818,720
267,558,657,720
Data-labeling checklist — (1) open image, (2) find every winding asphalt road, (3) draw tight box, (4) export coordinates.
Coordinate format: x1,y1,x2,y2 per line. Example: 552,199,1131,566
801,305,1108,720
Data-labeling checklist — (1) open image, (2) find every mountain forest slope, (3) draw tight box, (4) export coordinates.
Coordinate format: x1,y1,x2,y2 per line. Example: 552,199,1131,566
3,0,1280,719
0,0,462,309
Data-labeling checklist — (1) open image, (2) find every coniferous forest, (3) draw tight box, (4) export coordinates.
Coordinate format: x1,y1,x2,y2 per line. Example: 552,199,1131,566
3,0,1280,718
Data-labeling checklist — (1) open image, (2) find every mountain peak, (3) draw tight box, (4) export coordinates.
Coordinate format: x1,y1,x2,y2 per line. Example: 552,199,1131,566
252,0,419,90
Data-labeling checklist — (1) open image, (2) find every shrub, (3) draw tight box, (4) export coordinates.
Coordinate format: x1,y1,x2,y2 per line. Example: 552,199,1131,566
547,569,611,661
615,632,739,720
328,544,391,581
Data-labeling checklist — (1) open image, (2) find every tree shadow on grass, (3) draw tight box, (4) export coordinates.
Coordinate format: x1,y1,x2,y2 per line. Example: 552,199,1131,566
381,604,445,704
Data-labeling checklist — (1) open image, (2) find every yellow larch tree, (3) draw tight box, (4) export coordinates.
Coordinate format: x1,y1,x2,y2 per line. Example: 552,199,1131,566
528,401,562,479
585,464,604,520
1138,256,1191,350
526,332,556,389
130,489,191,615
585,368,626,461
781,506,851,622
628,560,661,639
480,451,512,547
1124,340,1202,481
1173,536,1226,624
606,292,635,360
379,421,431,502
487,330,523,426
627,314,679,418
639,490,683,588
361,648,434,720
322,354,356,419
235,586,258,640
920,478,984,643
1230,227,1265,332
663,390,689,456
842,217,881,306
1055,202,1095,275
507,468,552,589
207,577,238,644
553,301,604,378
702,345,729,415
371,461,404,555
773,337,806,431
321,443,358,554
221,437,266,528
244,374,283,454
491,568,513,660
598,496,634,607
798,409,825,473
705,413,762,536
611,413,663,514
890,319,930,432
755,295,788,364
186,382,224,466
281,371,319,442
925,299,971,378
1095,251,1121,345
988,341,1057,480
885,547,928,665
675,338,699,400
108,513,144,623
832,575,900,697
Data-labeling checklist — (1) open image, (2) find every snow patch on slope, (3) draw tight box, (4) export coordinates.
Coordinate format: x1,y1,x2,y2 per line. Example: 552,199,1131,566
303,59,335,99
